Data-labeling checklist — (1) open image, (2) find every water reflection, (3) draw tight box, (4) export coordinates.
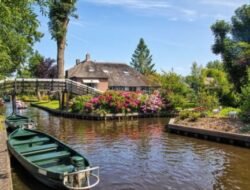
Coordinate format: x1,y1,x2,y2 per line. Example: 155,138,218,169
5,105,250,190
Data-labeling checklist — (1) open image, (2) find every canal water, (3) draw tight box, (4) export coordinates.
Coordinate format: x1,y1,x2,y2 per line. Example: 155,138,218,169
4,105,250,190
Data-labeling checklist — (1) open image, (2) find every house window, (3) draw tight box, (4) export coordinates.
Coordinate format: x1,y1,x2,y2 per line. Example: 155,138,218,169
85,83,97,88
109,86,125,91
129,87,136,91
82,79,99,89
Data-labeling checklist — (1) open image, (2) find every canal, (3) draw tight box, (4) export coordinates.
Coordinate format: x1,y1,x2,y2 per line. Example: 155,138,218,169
4,105,250,190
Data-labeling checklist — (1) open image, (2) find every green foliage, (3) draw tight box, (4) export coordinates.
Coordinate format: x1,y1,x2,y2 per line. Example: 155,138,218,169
240,81,250,122
160,71,192,109
221,91,241,107
197,90,219,111
0,1,43,77
71,101,83,113
130,38,156,75
20,95,38,102
211,5,250,91
218,107,241,118
71,95,93,113
201,68,232,96
206,60,224,70
179,110,191,120
178,110,201,122
189,112,201,122
186,62,203,93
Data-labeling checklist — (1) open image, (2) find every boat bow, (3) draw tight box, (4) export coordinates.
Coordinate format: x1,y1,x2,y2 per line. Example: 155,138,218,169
63,166,100,190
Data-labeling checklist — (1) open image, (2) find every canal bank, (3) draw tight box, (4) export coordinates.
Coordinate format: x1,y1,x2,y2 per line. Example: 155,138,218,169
0,116,13,190
31,102,175,120
167,118,250,148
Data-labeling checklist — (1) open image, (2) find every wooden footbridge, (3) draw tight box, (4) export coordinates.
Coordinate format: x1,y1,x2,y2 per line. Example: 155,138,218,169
0,78,103,111
0,78,102,96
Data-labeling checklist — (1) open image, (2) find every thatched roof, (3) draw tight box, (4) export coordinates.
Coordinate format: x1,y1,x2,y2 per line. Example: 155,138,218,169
67,54,156,87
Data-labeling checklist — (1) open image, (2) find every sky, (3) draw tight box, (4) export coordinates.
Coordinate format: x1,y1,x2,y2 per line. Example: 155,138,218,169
35,0,249,76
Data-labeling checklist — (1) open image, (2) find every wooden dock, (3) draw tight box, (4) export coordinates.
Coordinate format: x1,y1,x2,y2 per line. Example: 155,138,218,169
167,118,250,148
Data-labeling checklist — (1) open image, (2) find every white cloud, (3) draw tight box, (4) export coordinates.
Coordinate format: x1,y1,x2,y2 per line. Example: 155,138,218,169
84,0,171,9
200,0,246,8
82,0,248,22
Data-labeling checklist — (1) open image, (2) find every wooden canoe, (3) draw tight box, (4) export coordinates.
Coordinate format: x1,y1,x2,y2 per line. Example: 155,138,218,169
5,114,36,131
8,128,99,190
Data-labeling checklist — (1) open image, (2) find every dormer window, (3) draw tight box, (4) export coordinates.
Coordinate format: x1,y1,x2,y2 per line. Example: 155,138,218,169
89,67,95,72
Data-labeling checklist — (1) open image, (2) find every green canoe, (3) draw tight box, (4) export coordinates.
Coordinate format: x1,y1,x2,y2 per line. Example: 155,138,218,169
8,128,100,189
5,114,36,131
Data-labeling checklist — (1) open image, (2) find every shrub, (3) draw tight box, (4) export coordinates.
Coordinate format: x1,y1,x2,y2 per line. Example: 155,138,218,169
71,101,83,113
189,112,201,122
221,91,241,107
179,110,191,120
240,125,250,133
197,90,219,111
71,95,93,113
82,91,165,114
140,91,164,113
240,82,250,123
218,107,241,118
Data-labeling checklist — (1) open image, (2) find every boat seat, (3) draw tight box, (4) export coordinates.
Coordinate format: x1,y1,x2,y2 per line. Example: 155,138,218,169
35,159,60,167
13,131,37,138
46,164,75,173
12,137,50,146
18,143,59,156
27,151,71,163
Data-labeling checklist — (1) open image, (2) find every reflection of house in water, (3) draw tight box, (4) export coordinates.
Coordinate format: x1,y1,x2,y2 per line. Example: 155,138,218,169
67,53,158,92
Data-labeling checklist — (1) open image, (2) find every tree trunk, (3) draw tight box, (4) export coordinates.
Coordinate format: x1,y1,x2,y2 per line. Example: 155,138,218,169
57,39,66,79
57,19,69,79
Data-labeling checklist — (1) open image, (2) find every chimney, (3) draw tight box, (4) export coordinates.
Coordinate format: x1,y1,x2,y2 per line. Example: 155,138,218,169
85,53,91,61
76,59,80,65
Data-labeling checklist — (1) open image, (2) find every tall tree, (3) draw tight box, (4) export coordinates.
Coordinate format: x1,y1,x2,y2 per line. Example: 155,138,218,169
34,58,57,78
18,52,57,79
186,62,203,93
211,4,250,91
130,38,156,75
0,1,43,78
206,60,224,71
48,0,77,79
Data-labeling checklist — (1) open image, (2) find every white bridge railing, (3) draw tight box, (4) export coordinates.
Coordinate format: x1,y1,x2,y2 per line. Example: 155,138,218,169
0,78,103,96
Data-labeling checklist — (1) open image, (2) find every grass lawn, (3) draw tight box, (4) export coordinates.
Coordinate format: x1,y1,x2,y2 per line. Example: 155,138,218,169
35,100,60,110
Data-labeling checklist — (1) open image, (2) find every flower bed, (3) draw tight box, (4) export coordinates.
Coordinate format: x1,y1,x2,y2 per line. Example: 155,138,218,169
71,91,166,115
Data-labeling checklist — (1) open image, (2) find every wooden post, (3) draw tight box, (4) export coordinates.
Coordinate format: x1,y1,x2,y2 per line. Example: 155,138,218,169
62,91,65,110
12,79,17,114
65,92,70,111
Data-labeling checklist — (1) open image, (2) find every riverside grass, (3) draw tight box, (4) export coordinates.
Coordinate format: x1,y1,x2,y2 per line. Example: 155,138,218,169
34,100,59,110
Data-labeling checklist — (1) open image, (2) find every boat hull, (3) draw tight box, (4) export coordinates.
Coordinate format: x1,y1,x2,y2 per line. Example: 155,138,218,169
5,115,35,132
8,144,67,189
7,128,98,190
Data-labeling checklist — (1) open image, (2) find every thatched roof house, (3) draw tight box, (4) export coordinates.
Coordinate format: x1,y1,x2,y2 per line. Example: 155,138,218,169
67,54,157,92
